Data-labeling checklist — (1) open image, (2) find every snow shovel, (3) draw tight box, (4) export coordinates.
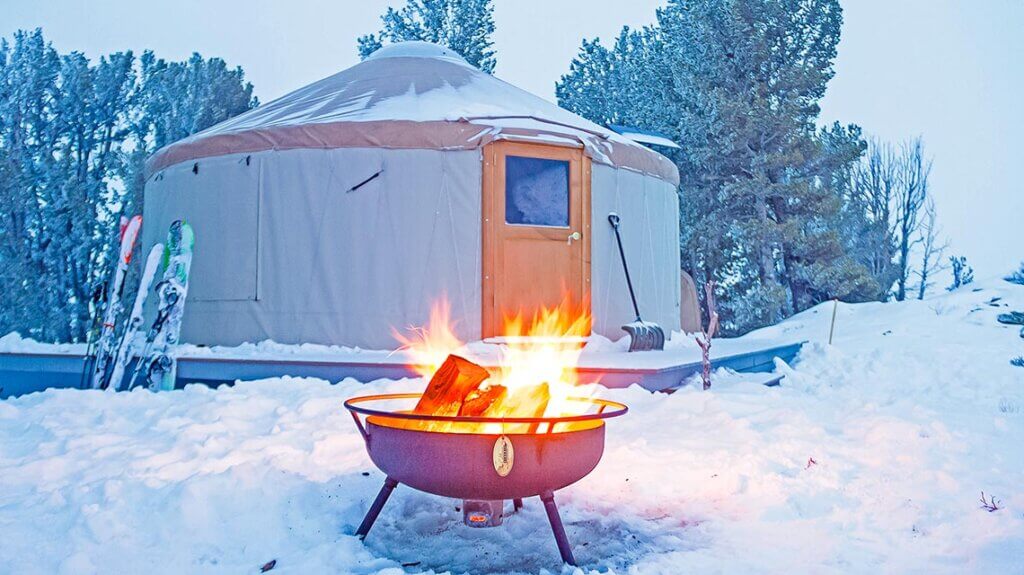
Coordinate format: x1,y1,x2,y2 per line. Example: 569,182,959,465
607,213,665,352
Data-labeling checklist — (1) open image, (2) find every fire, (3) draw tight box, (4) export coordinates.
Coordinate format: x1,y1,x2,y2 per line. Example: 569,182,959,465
393,299,465,379
393,298,594,433
486,300,591,424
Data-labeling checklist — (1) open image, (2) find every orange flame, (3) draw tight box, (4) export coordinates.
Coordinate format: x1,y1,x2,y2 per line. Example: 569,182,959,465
393,297,594,433
488,299,591,423
392,299,465,379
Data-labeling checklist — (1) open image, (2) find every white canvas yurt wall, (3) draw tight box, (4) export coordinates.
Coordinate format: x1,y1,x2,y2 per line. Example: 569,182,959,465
142,42,680,349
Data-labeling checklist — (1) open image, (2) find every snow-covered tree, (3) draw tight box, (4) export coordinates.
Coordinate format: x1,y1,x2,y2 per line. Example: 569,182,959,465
136,52,256,152
125,51,256,212
0,31,135,341
357,0,496,73
0,29,255,342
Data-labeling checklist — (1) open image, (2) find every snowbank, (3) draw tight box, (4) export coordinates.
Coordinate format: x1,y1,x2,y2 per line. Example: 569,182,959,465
0,332,86,355
1,280,1022,573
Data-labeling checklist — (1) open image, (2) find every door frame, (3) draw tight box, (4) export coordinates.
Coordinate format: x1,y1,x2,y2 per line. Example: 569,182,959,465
481,141,592,338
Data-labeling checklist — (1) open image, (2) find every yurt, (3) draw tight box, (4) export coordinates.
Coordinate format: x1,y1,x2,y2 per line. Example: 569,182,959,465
142,42,681,349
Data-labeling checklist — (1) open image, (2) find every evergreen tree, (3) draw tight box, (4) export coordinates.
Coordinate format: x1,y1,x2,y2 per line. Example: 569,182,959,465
357,0,497,72
948,256,974,291
558,0,877,334
0,29,255,342
126,51,256,211
0,31,62,338
136,52,256,151
0,30,134,341
556,27,669,131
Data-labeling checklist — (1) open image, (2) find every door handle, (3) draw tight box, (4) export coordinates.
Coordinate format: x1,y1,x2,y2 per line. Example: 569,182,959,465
567,231,581,245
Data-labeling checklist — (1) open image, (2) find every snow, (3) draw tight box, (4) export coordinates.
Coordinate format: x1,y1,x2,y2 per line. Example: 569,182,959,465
178,42,652,164
608,125,681,150
365,41,473,67
0,332,86,355
0,327,795,374
1,280,1023,573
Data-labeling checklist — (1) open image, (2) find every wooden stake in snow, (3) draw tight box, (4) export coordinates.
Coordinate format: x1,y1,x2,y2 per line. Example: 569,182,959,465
694,281,719,391
828,298,839,345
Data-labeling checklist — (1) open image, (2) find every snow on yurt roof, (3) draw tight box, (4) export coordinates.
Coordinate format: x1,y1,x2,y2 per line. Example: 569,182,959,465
146,41,678,185
365,40,469,65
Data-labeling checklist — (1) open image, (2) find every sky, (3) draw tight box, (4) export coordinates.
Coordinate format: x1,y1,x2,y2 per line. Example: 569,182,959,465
2,0,1021,277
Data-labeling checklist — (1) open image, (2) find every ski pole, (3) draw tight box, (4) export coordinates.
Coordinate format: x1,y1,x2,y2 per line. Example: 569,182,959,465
79,282,107,390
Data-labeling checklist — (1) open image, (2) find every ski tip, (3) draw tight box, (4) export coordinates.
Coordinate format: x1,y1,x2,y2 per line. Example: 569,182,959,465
168,220,196,251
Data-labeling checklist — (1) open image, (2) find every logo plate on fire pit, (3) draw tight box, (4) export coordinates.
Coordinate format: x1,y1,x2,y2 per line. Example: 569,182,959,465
492,435,514,477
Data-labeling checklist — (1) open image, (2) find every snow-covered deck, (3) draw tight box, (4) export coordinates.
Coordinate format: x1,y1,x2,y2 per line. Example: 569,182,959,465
0,334,802,398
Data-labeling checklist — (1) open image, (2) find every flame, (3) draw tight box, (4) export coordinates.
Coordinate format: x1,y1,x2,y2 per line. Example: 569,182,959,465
487,299,591,424
393,297,594,434
392,299,465,379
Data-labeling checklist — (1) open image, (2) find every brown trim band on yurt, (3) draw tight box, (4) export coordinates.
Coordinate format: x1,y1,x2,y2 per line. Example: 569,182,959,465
144,120,680,186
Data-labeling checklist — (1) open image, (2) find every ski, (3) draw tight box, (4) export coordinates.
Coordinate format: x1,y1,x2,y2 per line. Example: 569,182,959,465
128,220,194,392
78,281,109,389
123,286,174,391
89,215,143,389
106,243,164,391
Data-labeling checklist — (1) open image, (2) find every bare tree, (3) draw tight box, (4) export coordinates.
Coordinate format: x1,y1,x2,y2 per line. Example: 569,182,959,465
893,138,931,301
915,197,948,299
850,139,899,299
695,281,720,391
847,137,934,301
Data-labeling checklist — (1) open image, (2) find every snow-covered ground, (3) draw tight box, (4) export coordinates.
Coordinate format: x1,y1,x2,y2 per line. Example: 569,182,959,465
1,279,1022,574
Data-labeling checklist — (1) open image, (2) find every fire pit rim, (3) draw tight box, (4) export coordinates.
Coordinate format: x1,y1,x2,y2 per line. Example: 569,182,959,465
343,392,628,425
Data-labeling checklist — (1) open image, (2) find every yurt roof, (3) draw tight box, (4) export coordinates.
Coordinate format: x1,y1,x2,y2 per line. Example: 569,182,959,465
146,41,679,185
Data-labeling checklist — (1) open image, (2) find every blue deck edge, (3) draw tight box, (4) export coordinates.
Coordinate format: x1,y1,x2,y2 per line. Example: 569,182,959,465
0,342,804,399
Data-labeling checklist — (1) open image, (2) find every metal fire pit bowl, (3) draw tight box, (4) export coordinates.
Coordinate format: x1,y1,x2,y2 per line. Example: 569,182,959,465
344,393,627,566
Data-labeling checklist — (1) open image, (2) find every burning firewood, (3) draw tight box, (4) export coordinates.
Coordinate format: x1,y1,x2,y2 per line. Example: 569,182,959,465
414,354,491,416
459,384,507,417
412,354,557,433
499,382,551,433
504,383,550,419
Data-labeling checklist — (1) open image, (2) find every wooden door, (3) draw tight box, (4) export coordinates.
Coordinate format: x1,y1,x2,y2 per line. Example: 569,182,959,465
482,142,591,337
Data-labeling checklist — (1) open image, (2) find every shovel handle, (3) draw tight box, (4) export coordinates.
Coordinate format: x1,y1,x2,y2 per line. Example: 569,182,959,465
607,213,642,321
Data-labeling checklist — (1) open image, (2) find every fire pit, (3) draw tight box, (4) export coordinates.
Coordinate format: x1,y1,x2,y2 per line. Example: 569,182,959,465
345,392,627,566
348,299,624,565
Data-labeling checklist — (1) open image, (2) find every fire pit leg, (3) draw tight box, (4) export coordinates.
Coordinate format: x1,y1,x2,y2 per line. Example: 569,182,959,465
539,490,576,566
513,498,524,512
356,476,399,540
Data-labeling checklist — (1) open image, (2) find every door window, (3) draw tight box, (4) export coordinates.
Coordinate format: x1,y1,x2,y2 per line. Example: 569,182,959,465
504,155,570,227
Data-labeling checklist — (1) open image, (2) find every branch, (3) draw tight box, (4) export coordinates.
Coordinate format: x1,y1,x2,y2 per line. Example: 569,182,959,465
979,491,1001,513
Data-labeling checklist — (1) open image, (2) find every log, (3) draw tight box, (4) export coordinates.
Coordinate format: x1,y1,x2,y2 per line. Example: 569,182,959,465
414,354,491,416
506,382,550,419
502,383,550,434
459,384,507,417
